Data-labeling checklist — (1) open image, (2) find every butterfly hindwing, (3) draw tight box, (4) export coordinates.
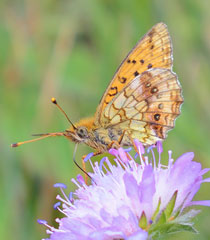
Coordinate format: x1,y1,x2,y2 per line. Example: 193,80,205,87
101,68,183,145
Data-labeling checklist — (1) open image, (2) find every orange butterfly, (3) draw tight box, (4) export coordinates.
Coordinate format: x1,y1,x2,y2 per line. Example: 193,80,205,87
12,23,183,161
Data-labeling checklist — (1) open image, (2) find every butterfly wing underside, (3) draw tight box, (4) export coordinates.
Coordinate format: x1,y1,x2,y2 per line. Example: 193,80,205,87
102,68,183,145
94,22,173,125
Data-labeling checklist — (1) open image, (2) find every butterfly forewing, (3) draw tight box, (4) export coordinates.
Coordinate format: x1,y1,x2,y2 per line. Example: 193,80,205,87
95,22,173,125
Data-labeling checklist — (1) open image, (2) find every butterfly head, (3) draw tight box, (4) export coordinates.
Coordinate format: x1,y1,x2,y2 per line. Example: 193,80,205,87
65,126,89,143
65,117,95,144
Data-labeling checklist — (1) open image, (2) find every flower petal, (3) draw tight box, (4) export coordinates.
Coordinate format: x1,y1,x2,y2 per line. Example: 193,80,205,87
123,173,141,214
127,229,148,240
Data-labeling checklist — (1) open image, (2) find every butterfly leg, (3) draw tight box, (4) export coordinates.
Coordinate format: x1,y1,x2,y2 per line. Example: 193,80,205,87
116,130,141,160
126,132,146,163
126,132,139,153
118,130,126,145
107,130,127,150
107,136,134,162
107,140,121,150
82,151,102,184
118,130,134,161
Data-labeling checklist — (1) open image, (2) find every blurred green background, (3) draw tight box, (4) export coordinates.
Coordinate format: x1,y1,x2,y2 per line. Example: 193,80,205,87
1,0,210,239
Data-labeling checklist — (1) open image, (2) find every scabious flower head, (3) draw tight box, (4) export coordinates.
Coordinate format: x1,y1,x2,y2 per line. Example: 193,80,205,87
38,140,210,239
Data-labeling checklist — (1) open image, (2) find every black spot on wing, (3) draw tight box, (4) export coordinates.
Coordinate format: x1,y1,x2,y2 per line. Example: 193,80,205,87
120,77,127,83
108,86,118,96
147,63,153,69
151,87,158,94
154,113,160,121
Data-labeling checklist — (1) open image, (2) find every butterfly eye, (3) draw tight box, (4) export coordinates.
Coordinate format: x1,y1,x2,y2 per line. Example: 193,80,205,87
77,127,88,139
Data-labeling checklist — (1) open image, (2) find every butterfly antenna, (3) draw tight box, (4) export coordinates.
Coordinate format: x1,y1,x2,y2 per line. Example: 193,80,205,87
51,97,77,130
73,144,96,184
11,132,64,148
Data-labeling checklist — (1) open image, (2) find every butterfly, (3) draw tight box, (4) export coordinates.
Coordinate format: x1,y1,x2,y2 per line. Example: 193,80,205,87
12,22,183,161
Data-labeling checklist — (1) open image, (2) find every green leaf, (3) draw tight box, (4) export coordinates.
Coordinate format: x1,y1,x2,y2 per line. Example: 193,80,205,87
151,197,161,221
139,211,147,229
149,222,198,239
164,190,178,220
156,211,166,226
148,209,200,239
172,191,192,219
173,209,200,224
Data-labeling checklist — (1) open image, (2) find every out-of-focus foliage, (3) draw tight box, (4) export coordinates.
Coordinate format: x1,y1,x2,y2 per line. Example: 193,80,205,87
1,0,210,239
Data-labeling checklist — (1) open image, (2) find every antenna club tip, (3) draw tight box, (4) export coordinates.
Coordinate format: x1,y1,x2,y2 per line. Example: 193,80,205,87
51,97,57,104
11,143,19,148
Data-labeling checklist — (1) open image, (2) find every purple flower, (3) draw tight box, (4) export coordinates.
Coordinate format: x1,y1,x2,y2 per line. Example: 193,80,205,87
39,140,210,239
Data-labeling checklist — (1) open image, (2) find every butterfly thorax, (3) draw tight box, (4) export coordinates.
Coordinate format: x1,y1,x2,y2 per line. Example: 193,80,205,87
64,117,132,152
